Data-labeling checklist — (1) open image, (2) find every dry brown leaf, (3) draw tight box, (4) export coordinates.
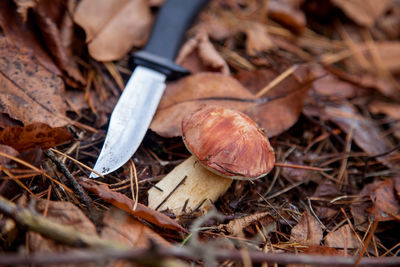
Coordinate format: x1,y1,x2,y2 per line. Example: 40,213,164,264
101,208,170,248
325,66,398,98
368,178,400,221
325,224,360,249
151,66,313,138
312,69,365,100
28,199,98,254
289,212,323,246
312,182,340,220
268,0,306,33
80,180,187,234
176,31,230,75
0,0,84,87
0,0,61,76
0,36,69,127
0,123,72,152
244,21,274,56
0,144,19,165
150,73,256,137
74,0,152,61
322,103,399,169
101,208,172,267
331,0,393,27
34,0,85,86
368,101,400,120
240,65,313,137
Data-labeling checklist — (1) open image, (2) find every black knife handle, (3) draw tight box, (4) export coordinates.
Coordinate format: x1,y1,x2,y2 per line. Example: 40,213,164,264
133,0,209,80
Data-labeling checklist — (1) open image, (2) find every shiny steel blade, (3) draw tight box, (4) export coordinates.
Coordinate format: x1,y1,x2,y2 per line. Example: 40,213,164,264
90,66,166,178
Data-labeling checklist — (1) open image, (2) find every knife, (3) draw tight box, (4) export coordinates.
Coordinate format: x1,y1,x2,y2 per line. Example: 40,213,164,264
90,0,209,178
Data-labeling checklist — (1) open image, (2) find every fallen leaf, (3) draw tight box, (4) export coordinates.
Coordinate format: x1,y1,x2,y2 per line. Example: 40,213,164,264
322,103,399,169
325,65,398,98
0,0,85,87
368,178,400,221
28,199,98,254
0,0,61,76
242,65,314,137
151,66,313,138
218,212,276,238
244,21,274,56
0,123,72,152
150,73,256,137
0,36,69,127
80,180,187,234
101,208,170,248
0,144,19,165
312,69,365,100
176,31,230,75
289,212,323,246
33,0,85,86
311,181,340,220
74,0,152,61
368,100,400,120
325,224,360,249
331,0,393,27
268,0,306,33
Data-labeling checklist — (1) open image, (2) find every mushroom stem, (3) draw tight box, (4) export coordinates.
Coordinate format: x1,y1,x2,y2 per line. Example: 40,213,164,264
148,156,232,215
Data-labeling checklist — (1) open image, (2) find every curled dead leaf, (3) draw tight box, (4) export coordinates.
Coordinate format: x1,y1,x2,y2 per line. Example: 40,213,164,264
176,31,230,75
243,21,274,56
268,0,306,33
74,0,152,61
80,180,187,234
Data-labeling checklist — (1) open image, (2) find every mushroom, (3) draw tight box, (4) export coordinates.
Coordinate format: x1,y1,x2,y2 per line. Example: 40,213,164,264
148,106,275,215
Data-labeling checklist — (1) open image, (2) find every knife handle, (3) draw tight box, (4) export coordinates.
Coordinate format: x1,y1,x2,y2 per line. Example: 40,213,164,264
133,0,209,80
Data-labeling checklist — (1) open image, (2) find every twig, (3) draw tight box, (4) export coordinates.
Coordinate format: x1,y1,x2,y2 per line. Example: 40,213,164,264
1,197,399,266
0,196,126,250
0,246,400,266
44,150,97,222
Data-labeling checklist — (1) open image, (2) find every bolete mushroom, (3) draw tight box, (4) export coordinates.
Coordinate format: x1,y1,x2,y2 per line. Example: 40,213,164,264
148,106,275,215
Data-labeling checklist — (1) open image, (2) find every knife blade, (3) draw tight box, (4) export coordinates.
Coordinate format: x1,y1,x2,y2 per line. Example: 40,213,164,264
90,0,209,178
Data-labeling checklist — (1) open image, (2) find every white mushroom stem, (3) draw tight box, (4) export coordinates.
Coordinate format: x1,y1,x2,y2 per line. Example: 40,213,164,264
148,156,233,215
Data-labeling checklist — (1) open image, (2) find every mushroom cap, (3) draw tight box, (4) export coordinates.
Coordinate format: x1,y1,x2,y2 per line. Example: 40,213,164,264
182,106,275,180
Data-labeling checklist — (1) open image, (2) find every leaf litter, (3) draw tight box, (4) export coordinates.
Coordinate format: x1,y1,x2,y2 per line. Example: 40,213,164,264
1,0,400,266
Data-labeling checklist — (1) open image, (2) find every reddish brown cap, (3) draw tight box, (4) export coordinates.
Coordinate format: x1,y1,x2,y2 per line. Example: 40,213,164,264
182,106,275,180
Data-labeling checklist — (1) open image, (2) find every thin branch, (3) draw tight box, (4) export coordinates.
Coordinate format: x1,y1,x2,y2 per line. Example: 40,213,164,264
44,150,97,223
0,247,400,266
0,196,126,250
